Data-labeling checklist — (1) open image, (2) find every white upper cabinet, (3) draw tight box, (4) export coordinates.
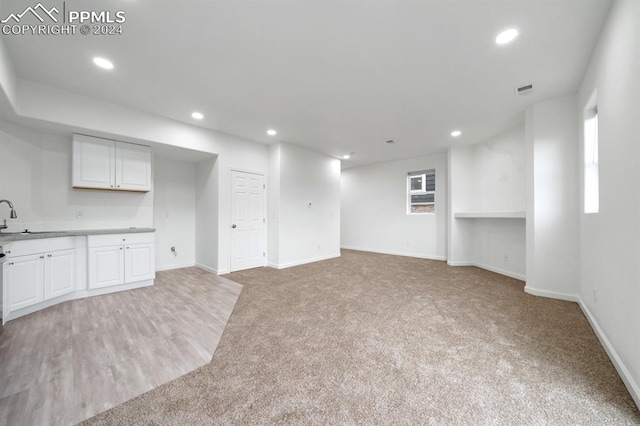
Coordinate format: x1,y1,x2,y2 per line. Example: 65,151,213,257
73,134,151,192
115,142,151,191
72,134,115,190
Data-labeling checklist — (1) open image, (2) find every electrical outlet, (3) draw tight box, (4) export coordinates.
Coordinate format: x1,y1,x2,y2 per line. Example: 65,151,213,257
76,210,83,219
504,254,509,262
170,247,177,256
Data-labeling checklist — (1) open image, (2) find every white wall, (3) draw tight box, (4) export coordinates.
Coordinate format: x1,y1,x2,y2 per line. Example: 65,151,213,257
448,126,526,279
215,141,269,274
448,147,474,264
342,152,447,260
524,96,580,299
270,143,341,268
0,38,17,113
0,119,153,231
472,127,526,211
195,157,218,273
578,0,640,407
153,156,196,271
268,144,282,266
1,78,269,275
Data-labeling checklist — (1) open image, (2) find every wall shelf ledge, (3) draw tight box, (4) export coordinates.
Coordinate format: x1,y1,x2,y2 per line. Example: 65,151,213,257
453,211,526,219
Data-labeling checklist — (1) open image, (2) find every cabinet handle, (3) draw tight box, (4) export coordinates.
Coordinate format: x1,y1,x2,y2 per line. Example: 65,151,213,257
8,262,13,265
110,185,114,188
120,247,123,250
5,250,10,254
47,254,52,257
117,185,121,188
39,255,44,259
126,246,130,249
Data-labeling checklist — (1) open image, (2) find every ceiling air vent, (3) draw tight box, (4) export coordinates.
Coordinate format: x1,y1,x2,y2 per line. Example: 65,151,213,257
515,84,533,96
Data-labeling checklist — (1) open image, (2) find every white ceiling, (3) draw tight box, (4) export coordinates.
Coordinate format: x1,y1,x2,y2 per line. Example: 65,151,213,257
1,0,612,167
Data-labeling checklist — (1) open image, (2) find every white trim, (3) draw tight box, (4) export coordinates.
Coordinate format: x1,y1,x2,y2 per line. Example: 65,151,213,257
447,260,472,266
228,168,267,274
446,261,525,281
155,262,196,272
270,253,341,270
195,262,229,275
578,297,640,409
523,286,578,302
342,246,447,262
472,262,525,281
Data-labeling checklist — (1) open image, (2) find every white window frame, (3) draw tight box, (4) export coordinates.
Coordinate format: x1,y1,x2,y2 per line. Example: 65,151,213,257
407,169,435,215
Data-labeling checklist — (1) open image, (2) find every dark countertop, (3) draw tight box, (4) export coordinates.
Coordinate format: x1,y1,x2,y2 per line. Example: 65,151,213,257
0,228,156,244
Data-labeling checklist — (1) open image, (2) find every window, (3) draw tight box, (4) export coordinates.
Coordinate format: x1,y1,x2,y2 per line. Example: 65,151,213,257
584,106,599,214
408,169,435,214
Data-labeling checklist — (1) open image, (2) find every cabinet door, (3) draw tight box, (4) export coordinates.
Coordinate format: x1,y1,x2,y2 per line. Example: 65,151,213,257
72,135,116,189
115,142,151,191
88,245,125,289
44,249,76,300
6,254,44,312
124,242,155,283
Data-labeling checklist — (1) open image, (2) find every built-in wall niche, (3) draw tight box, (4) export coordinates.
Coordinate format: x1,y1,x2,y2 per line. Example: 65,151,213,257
72,134,151,192
448,125,526,280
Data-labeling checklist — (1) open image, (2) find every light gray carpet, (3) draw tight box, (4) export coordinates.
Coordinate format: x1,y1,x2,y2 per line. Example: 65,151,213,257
83,250,640,425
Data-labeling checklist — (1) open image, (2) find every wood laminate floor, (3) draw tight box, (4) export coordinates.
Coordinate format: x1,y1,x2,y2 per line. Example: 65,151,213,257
0,267,242,425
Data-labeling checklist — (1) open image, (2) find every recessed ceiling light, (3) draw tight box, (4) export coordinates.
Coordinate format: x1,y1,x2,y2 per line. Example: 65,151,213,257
451,130,462,137
495,28,519,45
267,129,277,136
191,112,204,120
386,140,396,144
93,57,114,70
342,154,350,160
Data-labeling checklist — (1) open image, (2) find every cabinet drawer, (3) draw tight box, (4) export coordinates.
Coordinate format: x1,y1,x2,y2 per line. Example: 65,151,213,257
88,232,154,248
8,237,76,257
88,234,126,248
122,232,154,245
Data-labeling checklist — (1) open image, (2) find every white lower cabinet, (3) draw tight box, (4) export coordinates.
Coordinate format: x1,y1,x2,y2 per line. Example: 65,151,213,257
89,245,125,289
124,242,155,283
44,249,76,300
88,233,155,290
6,253,44,312
5,242,76,313
2,232,155,324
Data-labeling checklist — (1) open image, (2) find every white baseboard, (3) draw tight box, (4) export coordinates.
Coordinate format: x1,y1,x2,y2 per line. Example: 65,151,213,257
341,246,447,262
447,260,472,267
155,262,196,272
270,253,341,270
524,286,578,302
578,298,640,409
473,262,525,281
195,263,229,275
447,260,525,281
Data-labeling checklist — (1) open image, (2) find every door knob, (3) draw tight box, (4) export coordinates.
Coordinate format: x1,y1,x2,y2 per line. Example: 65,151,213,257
232,224,237,229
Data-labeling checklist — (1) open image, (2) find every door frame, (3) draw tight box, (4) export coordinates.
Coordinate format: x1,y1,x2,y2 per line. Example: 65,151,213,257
229,168,267,271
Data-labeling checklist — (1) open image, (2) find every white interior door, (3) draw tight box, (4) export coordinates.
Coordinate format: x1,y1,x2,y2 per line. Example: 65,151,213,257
230,170,266,272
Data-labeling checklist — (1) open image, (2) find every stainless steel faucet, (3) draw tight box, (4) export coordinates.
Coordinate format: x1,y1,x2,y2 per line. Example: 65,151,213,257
0,199,18,231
